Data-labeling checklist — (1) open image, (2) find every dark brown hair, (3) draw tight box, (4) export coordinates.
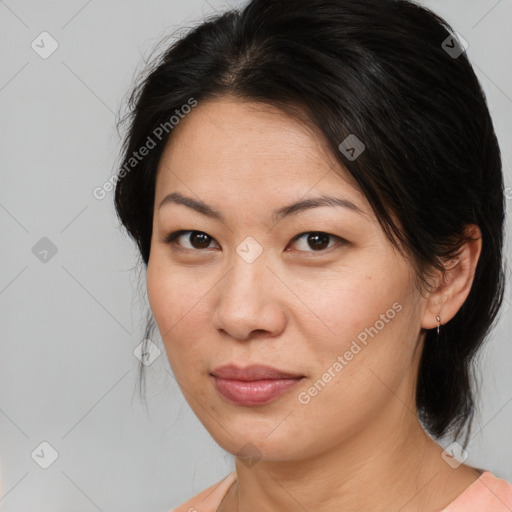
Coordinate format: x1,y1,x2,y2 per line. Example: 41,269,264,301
114,0,505,447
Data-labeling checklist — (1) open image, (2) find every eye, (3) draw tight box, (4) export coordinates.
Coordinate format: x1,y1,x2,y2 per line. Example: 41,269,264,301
288,232,343,253
164,230,220,251
163,230,344,253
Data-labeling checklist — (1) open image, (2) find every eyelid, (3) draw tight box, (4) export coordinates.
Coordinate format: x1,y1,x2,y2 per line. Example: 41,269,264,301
288,231,344,253
164,230,220,249
164,230,345,253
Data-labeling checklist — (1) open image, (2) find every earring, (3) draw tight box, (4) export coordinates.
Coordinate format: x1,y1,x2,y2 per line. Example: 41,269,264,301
436,315,441,336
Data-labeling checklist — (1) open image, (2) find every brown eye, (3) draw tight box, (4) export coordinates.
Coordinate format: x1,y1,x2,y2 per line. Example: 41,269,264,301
164,230,219,250
164,230,344,254
289,232,342,252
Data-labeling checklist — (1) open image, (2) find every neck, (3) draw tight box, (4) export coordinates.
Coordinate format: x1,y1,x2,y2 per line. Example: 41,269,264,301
222,404,479,512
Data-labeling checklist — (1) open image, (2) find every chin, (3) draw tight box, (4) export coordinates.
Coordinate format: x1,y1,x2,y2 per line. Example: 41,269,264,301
207,423,307,464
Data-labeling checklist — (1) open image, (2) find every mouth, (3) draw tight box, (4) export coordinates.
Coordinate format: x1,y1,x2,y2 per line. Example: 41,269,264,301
210,364,305,406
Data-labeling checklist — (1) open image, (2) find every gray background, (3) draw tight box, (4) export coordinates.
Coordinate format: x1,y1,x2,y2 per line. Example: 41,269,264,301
0,0,511,511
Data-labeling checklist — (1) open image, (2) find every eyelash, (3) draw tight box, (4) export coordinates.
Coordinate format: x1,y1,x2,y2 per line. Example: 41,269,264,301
163,230,345,254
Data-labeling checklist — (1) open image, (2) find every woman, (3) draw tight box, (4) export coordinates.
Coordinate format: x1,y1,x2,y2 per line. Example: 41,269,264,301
114,0,512,510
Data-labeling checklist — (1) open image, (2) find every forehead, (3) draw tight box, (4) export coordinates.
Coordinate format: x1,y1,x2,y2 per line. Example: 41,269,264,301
154,96,368,213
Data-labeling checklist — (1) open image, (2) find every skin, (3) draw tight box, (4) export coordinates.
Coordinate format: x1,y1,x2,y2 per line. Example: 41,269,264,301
146,95,483,512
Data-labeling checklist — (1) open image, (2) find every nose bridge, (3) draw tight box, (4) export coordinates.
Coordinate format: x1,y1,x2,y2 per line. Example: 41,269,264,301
225,241,271,305
214,240,284,339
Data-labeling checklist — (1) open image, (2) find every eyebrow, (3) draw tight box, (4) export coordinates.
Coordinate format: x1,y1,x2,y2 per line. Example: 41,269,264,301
158,191,366,223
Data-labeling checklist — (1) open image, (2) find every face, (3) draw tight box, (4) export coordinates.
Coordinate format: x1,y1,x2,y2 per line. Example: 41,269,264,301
147,96,428,463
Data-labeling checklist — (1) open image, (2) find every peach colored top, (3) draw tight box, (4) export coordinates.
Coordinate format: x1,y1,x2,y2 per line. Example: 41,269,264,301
170,470,512,512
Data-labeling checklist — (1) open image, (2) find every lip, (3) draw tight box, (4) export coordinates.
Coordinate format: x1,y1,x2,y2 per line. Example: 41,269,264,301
210,364,305,406
211,364,303,380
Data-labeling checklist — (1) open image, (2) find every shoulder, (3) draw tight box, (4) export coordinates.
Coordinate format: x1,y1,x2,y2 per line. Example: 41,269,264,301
442,470,512,512
169,471,236,512
477,471,512,506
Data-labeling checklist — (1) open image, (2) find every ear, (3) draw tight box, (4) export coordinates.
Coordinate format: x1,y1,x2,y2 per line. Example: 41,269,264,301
421,224,482,330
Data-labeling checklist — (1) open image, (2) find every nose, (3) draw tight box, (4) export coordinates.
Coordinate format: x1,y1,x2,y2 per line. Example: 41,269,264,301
212,252,287,341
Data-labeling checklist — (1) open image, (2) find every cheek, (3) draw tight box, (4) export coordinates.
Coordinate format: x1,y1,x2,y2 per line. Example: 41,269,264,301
292,262,408,351
146,256,212,372
147,254,201,330
294,263,417,396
